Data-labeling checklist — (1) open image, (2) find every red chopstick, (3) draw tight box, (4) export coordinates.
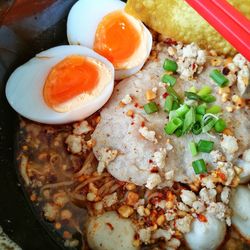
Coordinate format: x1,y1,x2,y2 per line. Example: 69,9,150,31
185,0,250,61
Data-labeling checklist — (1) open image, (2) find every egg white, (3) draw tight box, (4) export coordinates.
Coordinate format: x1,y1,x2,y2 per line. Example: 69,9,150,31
185,214,226,250
230,185,250,240
67,0,152,80
5,45,114,124
67,0,125,48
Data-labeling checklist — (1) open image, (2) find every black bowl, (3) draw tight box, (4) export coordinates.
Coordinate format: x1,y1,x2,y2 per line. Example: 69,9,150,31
0,1,76,249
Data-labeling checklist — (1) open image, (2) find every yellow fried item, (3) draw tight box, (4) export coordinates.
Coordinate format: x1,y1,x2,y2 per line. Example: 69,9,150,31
125,0,250,55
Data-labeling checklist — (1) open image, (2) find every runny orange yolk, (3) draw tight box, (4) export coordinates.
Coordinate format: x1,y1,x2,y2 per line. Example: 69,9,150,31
93,11,141,67
43,55,99,108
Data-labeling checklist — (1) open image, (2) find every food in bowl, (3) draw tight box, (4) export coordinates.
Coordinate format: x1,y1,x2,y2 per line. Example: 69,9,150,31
5,0,250,249
67,0,152,79
5,46,114,124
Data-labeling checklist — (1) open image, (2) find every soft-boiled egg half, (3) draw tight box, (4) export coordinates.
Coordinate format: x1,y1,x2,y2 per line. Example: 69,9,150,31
67,0,152,80
5,45,114,124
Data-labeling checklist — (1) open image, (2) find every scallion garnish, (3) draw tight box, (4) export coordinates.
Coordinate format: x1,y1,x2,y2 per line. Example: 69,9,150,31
210,69,229,87
206,105,221,114
163,59,178,72
166,86,181,101
164,95,174,112
192,159,207,174
201,113,219,133
195,114,203,122
197,140,214,153
164,117,183,135
185,91,201,101
169,110,177,120
202,118,217,133
162,74,177,86
200,94,216,103
182,107,195,134
160,76,226,139
188,86,197,93
144,102,158,114
189,142,198,156
196,103,207,115
176,104,190,117
185,99,198,107
214,118,227,132
197,86,212,96
192,122,202,135
175,128,182,137
172,100,180,110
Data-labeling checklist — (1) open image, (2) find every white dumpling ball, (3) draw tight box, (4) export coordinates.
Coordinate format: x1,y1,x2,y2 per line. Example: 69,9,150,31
236,149,250,183
230,185,250,239
185,214,226,250
86,211,138,250
67,0,152,80
5,45,114,124
236,159,250,183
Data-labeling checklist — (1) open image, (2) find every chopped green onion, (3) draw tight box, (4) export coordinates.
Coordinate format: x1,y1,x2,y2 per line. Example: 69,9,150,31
144,102,158,114
189,142,198,156
192,122,202,135
197,140,214,153
162,74,177,86
189,86,197,93
169,110,177,120
163,59,178,72
172,100,180,110
202,113,219,122
214,118,227,133
206,105,221,114
182,107,196,134
185,99,198,107
210,69,229,87
166,86,181,101
197,86,212,96
176,104,190,117
175,128,182,137
192,159,207,174
164,96,174,112
185,91,201,101
196,103,207,115
195,114,203,122
164,118,183,135
202,118,217,133
200,94,216,103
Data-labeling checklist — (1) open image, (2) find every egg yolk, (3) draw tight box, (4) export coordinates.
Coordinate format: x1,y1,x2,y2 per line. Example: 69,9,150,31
43,55,99,108
93,11,141,67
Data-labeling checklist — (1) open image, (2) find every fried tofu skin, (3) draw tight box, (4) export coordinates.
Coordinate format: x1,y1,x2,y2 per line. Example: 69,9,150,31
125,0,250,56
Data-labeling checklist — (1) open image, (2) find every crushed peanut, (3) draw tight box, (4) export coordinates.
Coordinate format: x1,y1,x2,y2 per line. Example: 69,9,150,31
126,183,136,191
146,89,157,101
144,208,151,216
218,87,230,95
156,214,166,226
126,192,139,206
87,192,96,202
126,110,134,117
226,106,234,113
222,128,234,136
118,205,134,218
